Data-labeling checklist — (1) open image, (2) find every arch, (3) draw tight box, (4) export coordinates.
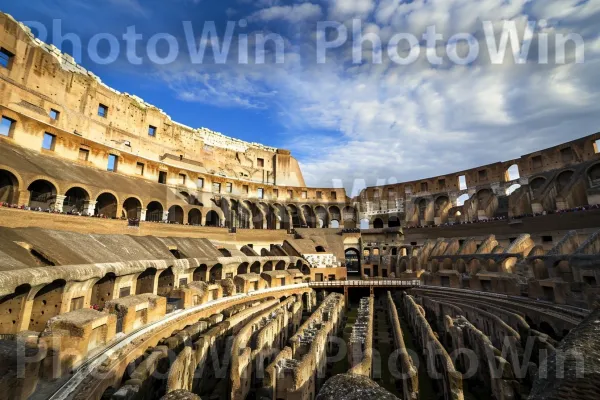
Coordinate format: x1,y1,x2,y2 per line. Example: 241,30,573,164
188,208,202,226
476,189,493,211
250,261,261,274
556,170,574,192
263,261,274,272
506,184,521,196
27,179,57,209
168,205,184,224
123,197,142,220
505,164,520,181
95,192,118,218
315,246,326,253
530,177,547,195
245,201,264,229
539,321,556,338
31,280,66,331
136,268,157,294
301,205,317,228
456,194,470,206
329,206,341,223
315,206,328,228
342,206,357,228
275,260,286,270
0,283,31,334
330,220,340,228
587,163,600,187
91,273,116,310
287,204,301,228
373,218,384,229
205,210,220,227
157,267,174,296
193,264,208,282
209,264,223,282
146,201,164,222
388,216,400,228
359,218,370,230
417,198,427,220
344,248,360,273
0,169,20,204
434,196,450,218
62,187,90,214
237,262,249,275
301,264,311,275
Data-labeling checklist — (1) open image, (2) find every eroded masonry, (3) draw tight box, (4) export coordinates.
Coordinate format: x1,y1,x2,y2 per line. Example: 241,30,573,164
0,10,599,400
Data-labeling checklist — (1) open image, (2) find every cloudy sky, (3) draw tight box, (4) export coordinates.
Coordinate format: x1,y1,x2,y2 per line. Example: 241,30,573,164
2,0,599,194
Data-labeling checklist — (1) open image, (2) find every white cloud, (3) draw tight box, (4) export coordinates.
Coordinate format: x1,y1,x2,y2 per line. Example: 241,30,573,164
248,3,323,23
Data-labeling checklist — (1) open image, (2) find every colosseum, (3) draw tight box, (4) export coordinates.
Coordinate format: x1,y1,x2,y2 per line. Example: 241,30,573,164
0,9,599,400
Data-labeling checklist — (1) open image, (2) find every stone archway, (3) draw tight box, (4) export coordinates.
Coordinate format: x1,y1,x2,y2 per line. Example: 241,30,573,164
157,267,175,296
136,268,157,294
205,210,220,227
30,280,66,331
123,197,142,219
373,218,384,229
64,187,90,214
168,205,184,224
0,169,19,204
146,201,164,222
188,208,202,226
95,192,118,218
388,216,400,228
28,179,57,209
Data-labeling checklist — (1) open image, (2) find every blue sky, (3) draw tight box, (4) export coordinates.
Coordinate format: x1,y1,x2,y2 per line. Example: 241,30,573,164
1,0,599,194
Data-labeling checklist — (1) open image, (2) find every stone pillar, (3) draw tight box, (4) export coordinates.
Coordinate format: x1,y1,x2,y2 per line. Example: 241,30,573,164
17,190,30,206
182,210,188,225
53,195,66,212
140,208,147,221
83,200,97,216
162,210,169,222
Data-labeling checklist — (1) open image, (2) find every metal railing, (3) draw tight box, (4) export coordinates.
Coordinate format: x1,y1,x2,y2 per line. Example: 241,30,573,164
309,280,421,287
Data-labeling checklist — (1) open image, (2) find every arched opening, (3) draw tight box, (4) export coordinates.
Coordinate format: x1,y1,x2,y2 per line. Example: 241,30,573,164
91,273,116,310
530,177,547,196
539,321,556,338
169,247,187,259
205,210,220,227
342,206,357,228
275,260,286,270
344,248,360,273
505,164,520,181
588,163,600,187
457,194,469,206
188,209,202,226
0,169,19,204
238,262,249,275
417,198,427,221
263,261,273,272
193,264,208,281
359,218,370,230
157,268,174,296
168,205,184,224
301,264,311,275
287,205,301,228
330,220,340,228
388,216,400,228
315,246,326,253
315,206,328,228
95,193,118,218
476,189,493,211
209,264,223,282
434,196,450,222
31,280,66,331
28,179,57,210
146,201,164,222
506,184,521,196
301,205,317,228
373,218,384,229
0,284,31,334
63,187,89,214
122,197,142,219
250,261,261,274
556,170,574,192
136,268,157,295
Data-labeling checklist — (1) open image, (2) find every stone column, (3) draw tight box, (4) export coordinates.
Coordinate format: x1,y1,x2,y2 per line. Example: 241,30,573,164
140,208,147,221
162,210,169,222
53,195,66,212
83,200,97,216
17,190,30,206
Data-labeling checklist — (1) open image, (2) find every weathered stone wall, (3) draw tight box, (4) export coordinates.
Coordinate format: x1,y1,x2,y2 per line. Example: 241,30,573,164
386,292,418,400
